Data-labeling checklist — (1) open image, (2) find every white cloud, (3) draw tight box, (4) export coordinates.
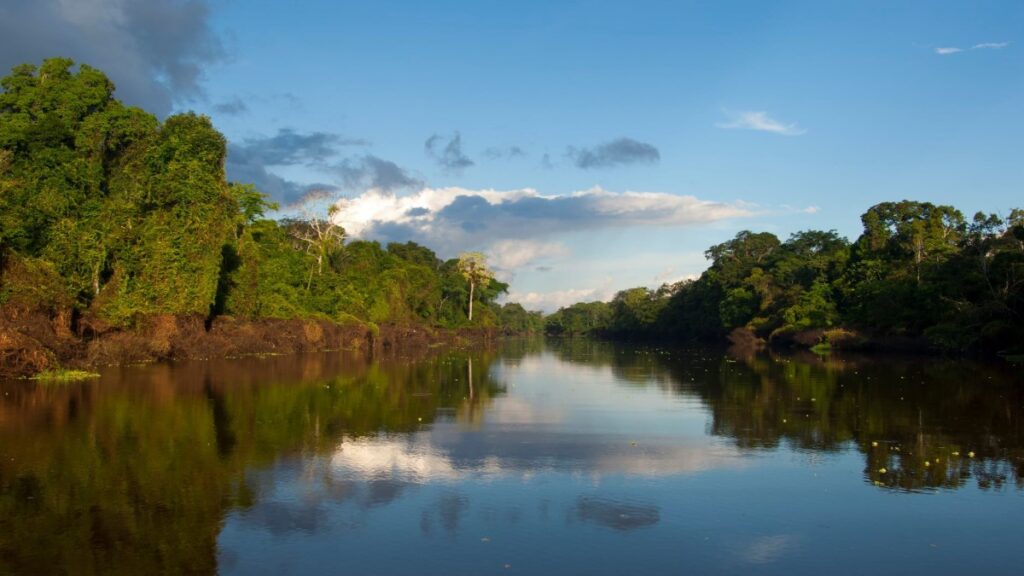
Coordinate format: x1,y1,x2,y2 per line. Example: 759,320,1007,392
716,110,806,136
779,204,820,215
935,42,1010,56
331,186,754,257
504,286,615,312
331,186,534,239
487,239,568,270
653,267,700,286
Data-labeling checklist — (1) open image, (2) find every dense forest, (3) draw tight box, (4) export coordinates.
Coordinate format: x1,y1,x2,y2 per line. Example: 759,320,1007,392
0,59,543,336
547,202,1024,355
2,59,1020,360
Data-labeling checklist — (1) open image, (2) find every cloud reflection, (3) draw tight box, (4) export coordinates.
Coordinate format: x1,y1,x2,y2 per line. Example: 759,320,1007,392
743,534,800,564
330,431,745,483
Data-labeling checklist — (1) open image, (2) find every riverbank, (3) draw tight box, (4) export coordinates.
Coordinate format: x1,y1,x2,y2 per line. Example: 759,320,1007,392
574,325,1017,361
748,326,936,354
0,307,497,379
726,325,960,355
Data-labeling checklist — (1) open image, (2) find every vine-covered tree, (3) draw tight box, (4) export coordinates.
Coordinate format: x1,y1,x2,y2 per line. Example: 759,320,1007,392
0,58,519,333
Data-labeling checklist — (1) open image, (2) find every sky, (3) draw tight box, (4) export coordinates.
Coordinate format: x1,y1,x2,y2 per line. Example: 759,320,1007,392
1,0,1021,311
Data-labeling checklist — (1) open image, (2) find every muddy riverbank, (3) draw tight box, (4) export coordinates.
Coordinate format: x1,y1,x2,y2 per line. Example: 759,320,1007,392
0,306,496,378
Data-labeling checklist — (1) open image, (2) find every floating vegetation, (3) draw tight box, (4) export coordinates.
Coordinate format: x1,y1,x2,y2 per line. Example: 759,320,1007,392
29,369,101,383
810,342,832,355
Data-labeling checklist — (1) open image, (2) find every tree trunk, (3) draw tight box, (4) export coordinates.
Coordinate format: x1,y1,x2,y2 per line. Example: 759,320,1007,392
915,241,923,284
468,280,475,321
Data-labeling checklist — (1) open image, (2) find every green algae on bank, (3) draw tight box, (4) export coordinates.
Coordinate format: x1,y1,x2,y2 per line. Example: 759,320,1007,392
28,369,101,383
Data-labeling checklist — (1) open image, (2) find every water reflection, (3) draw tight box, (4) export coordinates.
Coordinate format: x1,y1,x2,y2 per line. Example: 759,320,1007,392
0,351,502,575
548,339,1024,491
573,496,660,531
0,341,1021,574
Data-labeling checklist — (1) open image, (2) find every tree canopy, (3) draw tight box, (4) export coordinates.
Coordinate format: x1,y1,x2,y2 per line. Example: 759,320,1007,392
0,58,521,332
3,58,1020,353
546,202,1023,355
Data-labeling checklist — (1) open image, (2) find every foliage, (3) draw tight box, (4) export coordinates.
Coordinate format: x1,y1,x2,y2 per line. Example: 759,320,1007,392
0,59,518,332
0,351,502,574
456,252,495,321
546,204,1023,353
28,369,100,382
544,301,612,336
495,302,545,334
4,59,1021,350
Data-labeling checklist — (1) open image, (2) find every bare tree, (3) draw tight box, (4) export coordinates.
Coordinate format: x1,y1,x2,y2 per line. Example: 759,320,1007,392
290,205,345,290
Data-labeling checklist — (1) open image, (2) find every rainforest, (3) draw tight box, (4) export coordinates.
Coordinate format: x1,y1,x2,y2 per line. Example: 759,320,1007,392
2,4,1024,572
1,59,1022,380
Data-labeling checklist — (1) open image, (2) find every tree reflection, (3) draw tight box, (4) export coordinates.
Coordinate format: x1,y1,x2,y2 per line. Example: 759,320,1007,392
711,350,1024,492
548,338,1024,492
0,341,1021,574
0,350,502,575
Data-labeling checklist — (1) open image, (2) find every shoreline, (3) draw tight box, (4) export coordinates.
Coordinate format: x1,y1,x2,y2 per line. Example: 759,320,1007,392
4,307,1017,380
552,327,1020,363
0,308,499,379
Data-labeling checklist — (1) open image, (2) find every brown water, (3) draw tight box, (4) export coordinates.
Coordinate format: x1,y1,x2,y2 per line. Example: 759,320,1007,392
1,339,1022,575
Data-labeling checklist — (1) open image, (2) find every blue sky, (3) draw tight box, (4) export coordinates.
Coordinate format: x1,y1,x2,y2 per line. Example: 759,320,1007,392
2,0,1021,310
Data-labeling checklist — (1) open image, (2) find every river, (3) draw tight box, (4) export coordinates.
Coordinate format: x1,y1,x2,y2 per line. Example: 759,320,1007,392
1,339,1021,574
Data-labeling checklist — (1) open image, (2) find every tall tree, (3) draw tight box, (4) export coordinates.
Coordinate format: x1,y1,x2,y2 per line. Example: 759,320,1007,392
287,205,345,290
857,201,965,284
456,252,494,321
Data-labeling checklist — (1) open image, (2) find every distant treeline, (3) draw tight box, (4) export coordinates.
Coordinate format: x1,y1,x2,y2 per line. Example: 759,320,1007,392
547,203,1024,354
0,59,542,333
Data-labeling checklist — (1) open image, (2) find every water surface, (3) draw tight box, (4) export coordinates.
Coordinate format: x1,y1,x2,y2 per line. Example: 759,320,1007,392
1,340,1022,574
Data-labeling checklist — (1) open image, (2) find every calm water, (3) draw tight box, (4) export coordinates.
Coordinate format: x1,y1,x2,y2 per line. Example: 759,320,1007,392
1,340,1022,575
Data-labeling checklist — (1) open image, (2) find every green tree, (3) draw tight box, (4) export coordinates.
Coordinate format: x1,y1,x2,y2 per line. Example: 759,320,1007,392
456,252,494,322
858,201,964,283
609,287,666,334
